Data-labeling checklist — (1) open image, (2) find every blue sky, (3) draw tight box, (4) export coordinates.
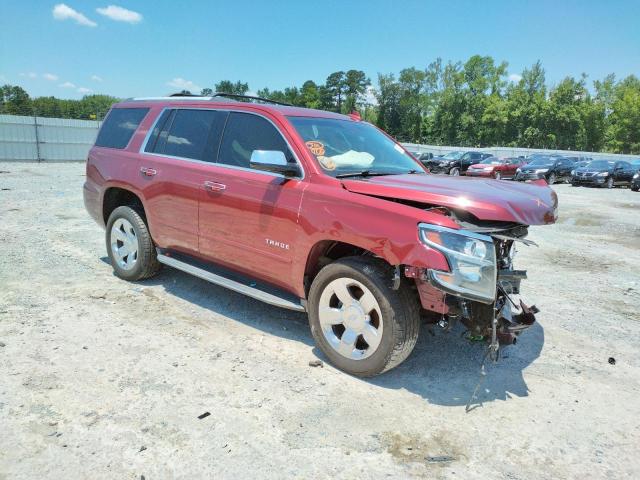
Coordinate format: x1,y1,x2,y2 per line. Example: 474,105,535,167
2,0,639,99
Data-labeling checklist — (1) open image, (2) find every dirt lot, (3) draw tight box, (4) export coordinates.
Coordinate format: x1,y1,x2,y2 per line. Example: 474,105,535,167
1,162,639,479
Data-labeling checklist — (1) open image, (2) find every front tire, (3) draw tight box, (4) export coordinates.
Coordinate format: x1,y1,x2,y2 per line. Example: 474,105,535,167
308,257,420,377
106,206,161,281
494,172,501,180
450,167,460,176
547,173,556,185
605,177,614,189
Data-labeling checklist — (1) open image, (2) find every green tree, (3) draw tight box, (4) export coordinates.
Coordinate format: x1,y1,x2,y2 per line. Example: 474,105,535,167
325,71,346,112
0,85,31,115
343,70,370,112
214,80,249,96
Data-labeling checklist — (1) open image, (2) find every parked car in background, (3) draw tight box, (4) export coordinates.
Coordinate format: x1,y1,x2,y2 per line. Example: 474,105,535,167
465,156,525,180
631,171,639,191
515,156,574,184
564,155,592,168
421,150,464,172
426,151,492,176
571,159,637,188
414,152,434,164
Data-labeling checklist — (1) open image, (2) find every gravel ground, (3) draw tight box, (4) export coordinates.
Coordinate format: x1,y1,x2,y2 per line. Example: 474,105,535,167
1,162,639,480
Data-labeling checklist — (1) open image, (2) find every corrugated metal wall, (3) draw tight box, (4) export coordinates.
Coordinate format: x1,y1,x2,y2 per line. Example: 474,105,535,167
0,114,100,161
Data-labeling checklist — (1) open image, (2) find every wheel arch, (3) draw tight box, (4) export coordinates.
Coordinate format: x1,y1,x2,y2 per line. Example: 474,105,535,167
103,186,146,224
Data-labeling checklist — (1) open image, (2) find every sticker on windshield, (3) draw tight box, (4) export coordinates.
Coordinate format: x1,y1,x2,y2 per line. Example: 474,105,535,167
306,140,325,156
318,156,336,170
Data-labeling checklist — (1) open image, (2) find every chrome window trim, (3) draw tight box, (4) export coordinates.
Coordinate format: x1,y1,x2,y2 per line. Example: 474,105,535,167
138,107,305,180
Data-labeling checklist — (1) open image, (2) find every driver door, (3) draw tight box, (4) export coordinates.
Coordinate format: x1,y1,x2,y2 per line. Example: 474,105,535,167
198,111,306,292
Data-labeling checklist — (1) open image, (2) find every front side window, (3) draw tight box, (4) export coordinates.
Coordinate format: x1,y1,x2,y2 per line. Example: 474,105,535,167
288,116,422,177
218,112,292,169
95,108,149,149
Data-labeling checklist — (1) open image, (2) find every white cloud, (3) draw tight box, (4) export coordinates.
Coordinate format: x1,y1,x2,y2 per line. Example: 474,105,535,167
59,81,76,88
20,72,38,79
53,4,97,27
77,87,93,94
167,78,200,92
91,75,103,82
509,73,523,83
43,73,59,81
96,5,143,23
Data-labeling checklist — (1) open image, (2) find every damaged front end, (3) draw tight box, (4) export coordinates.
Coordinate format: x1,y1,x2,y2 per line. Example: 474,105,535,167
412,220,539,354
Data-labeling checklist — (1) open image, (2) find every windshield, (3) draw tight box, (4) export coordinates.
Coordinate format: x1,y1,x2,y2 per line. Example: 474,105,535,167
288,117,422,176
527,157,554,166
441,151,464,160
587,160,615,169
480,157,502,165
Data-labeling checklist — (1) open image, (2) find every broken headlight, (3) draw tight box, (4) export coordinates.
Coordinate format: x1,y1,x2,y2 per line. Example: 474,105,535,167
419,224,497,304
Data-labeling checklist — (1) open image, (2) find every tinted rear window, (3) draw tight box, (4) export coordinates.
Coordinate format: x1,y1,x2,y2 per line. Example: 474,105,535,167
147,109,227,161
95,108,149,149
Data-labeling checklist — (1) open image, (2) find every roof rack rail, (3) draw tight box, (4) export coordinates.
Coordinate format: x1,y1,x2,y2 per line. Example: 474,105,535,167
169,92,206,97
213,92,292,107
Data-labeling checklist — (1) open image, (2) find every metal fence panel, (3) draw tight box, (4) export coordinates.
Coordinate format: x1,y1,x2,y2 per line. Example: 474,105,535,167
0,114,100,162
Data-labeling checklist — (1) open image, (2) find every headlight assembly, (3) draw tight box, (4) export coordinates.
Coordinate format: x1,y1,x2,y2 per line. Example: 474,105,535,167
571,170,576,175
634,173,639,179
596,172,609,177
419,224,497,303
535,168,549,173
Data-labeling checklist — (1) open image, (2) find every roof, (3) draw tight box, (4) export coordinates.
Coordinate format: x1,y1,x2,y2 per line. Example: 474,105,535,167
115,96,352,120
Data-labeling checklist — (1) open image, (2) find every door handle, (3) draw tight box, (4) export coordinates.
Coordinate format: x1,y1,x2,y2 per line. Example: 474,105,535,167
140,167,157,176
204,181,226,191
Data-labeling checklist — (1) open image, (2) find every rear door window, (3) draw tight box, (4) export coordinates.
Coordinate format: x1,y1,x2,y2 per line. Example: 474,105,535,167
218,112,292,169
95,108,149,149
155,109,227,161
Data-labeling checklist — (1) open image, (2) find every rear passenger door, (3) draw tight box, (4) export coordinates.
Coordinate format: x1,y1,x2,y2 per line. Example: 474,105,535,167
139,108,226,254
198,111,305,292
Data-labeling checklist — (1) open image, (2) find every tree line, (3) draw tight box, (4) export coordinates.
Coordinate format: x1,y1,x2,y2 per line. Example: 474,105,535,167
1,55,638,153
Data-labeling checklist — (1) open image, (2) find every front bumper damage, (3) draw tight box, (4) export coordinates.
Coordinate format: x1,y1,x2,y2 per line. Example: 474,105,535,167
410,267,538,345
409,225,539,350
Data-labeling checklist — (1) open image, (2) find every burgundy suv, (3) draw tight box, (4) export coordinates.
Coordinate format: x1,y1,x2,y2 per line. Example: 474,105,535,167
84,94,558,377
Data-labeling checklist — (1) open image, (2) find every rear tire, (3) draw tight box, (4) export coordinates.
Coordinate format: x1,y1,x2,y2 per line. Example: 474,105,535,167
308,257,420,377
106,206,161,281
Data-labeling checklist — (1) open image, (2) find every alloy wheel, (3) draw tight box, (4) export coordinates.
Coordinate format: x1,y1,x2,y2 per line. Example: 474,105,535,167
110,218,139,270
318,277,383,360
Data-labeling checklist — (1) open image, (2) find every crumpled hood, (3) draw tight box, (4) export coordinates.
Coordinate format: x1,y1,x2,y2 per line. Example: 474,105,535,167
342,174,558,225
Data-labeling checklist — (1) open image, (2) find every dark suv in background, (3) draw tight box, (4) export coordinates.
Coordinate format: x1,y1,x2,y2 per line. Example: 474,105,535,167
515,156,574,184
425,151,492,176
571,159,637,188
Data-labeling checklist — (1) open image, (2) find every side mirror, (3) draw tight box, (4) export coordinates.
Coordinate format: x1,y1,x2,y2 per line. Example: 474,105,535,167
250,150,301,177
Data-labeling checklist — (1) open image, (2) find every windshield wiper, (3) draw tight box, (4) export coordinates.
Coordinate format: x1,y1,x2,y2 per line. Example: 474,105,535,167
335,170,397,179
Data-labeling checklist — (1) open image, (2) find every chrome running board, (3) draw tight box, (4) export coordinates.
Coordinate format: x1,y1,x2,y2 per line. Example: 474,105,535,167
156,252,306,312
